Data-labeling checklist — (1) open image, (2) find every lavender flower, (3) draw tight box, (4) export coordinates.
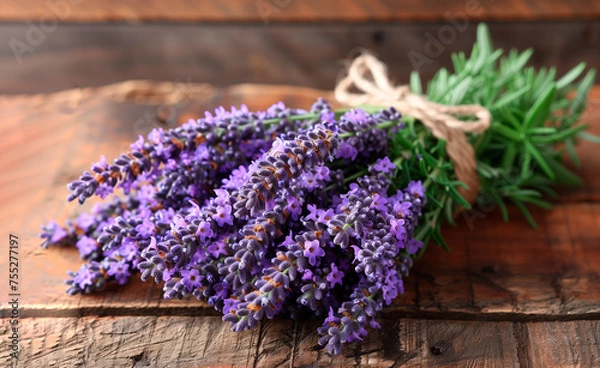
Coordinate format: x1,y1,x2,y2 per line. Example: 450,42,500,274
326,263,344,288
233,124,339,218
41,100,426,357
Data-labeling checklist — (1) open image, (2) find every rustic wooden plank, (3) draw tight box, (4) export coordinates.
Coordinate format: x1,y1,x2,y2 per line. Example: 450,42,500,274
0,316,263,367
1,82,600,320
0,316,523,367
0,0,598,23
291,318,520,367
406,203,600,318
1,22,599,94
515,320,600,367
5,316,598,367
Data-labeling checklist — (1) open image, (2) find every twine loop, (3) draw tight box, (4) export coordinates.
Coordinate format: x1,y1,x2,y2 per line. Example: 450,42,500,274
335,53,491,206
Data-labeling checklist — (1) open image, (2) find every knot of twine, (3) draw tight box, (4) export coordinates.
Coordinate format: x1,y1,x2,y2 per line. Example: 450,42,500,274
334,53,491,206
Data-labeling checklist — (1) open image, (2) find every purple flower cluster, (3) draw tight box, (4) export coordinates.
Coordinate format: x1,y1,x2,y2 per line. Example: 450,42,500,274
41,100,425,355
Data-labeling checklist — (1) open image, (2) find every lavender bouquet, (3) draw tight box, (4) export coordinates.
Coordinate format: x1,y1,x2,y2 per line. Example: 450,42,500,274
41,24,597,355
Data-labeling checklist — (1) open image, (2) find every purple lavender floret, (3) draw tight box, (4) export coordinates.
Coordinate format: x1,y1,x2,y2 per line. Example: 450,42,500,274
42,99,426,356
338,107,399,160
233,124,339,218
40,221,74,248
312,165,425,354
65,261,105,295
66,104,311,205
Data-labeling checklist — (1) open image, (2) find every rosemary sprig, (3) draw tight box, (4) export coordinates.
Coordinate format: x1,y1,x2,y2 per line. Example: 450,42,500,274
391,23,597,255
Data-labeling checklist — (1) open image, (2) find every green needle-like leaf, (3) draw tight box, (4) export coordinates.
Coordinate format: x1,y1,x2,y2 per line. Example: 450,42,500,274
493,124,523,141
410,71,422,95
530,124,587,144
513,195,553,209
524,84,556,130
524,141,555,180
447,185,472,210
489,191,509,222
578,131,600,144
444,196,456,226
545,157,583,186
408,22,596,250
571,70,596,118
512,199,538,229
556,62,586,90
492,86,530,110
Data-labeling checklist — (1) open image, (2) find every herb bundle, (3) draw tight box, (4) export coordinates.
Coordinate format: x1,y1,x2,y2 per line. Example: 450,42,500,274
41,24,597,355
393,24,597,253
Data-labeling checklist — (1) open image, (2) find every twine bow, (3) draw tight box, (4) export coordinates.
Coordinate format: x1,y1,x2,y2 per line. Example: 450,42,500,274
335,53,491,206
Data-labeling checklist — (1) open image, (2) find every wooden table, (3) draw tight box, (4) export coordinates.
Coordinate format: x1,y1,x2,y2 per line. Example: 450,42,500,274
1,82,599,367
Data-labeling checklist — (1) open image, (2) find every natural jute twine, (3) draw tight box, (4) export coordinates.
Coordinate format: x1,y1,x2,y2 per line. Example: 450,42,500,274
335,54,491,206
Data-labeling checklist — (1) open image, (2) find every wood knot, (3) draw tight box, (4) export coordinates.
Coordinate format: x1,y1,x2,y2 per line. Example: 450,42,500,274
430,341,452,356
130,350,150,367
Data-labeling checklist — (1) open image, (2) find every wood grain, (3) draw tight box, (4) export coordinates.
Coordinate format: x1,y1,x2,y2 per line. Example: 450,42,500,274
0,0,599,23
0,316,528,367
1,22,599,95
515,320,600,367
3,316,598,367
1,81,599,322
0,316,262,367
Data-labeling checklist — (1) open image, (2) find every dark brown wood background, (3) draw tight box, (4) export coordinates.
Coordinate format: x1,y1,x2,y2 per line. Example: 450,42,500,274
0,16,598,95
1,0,599,22
1,1,600,367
